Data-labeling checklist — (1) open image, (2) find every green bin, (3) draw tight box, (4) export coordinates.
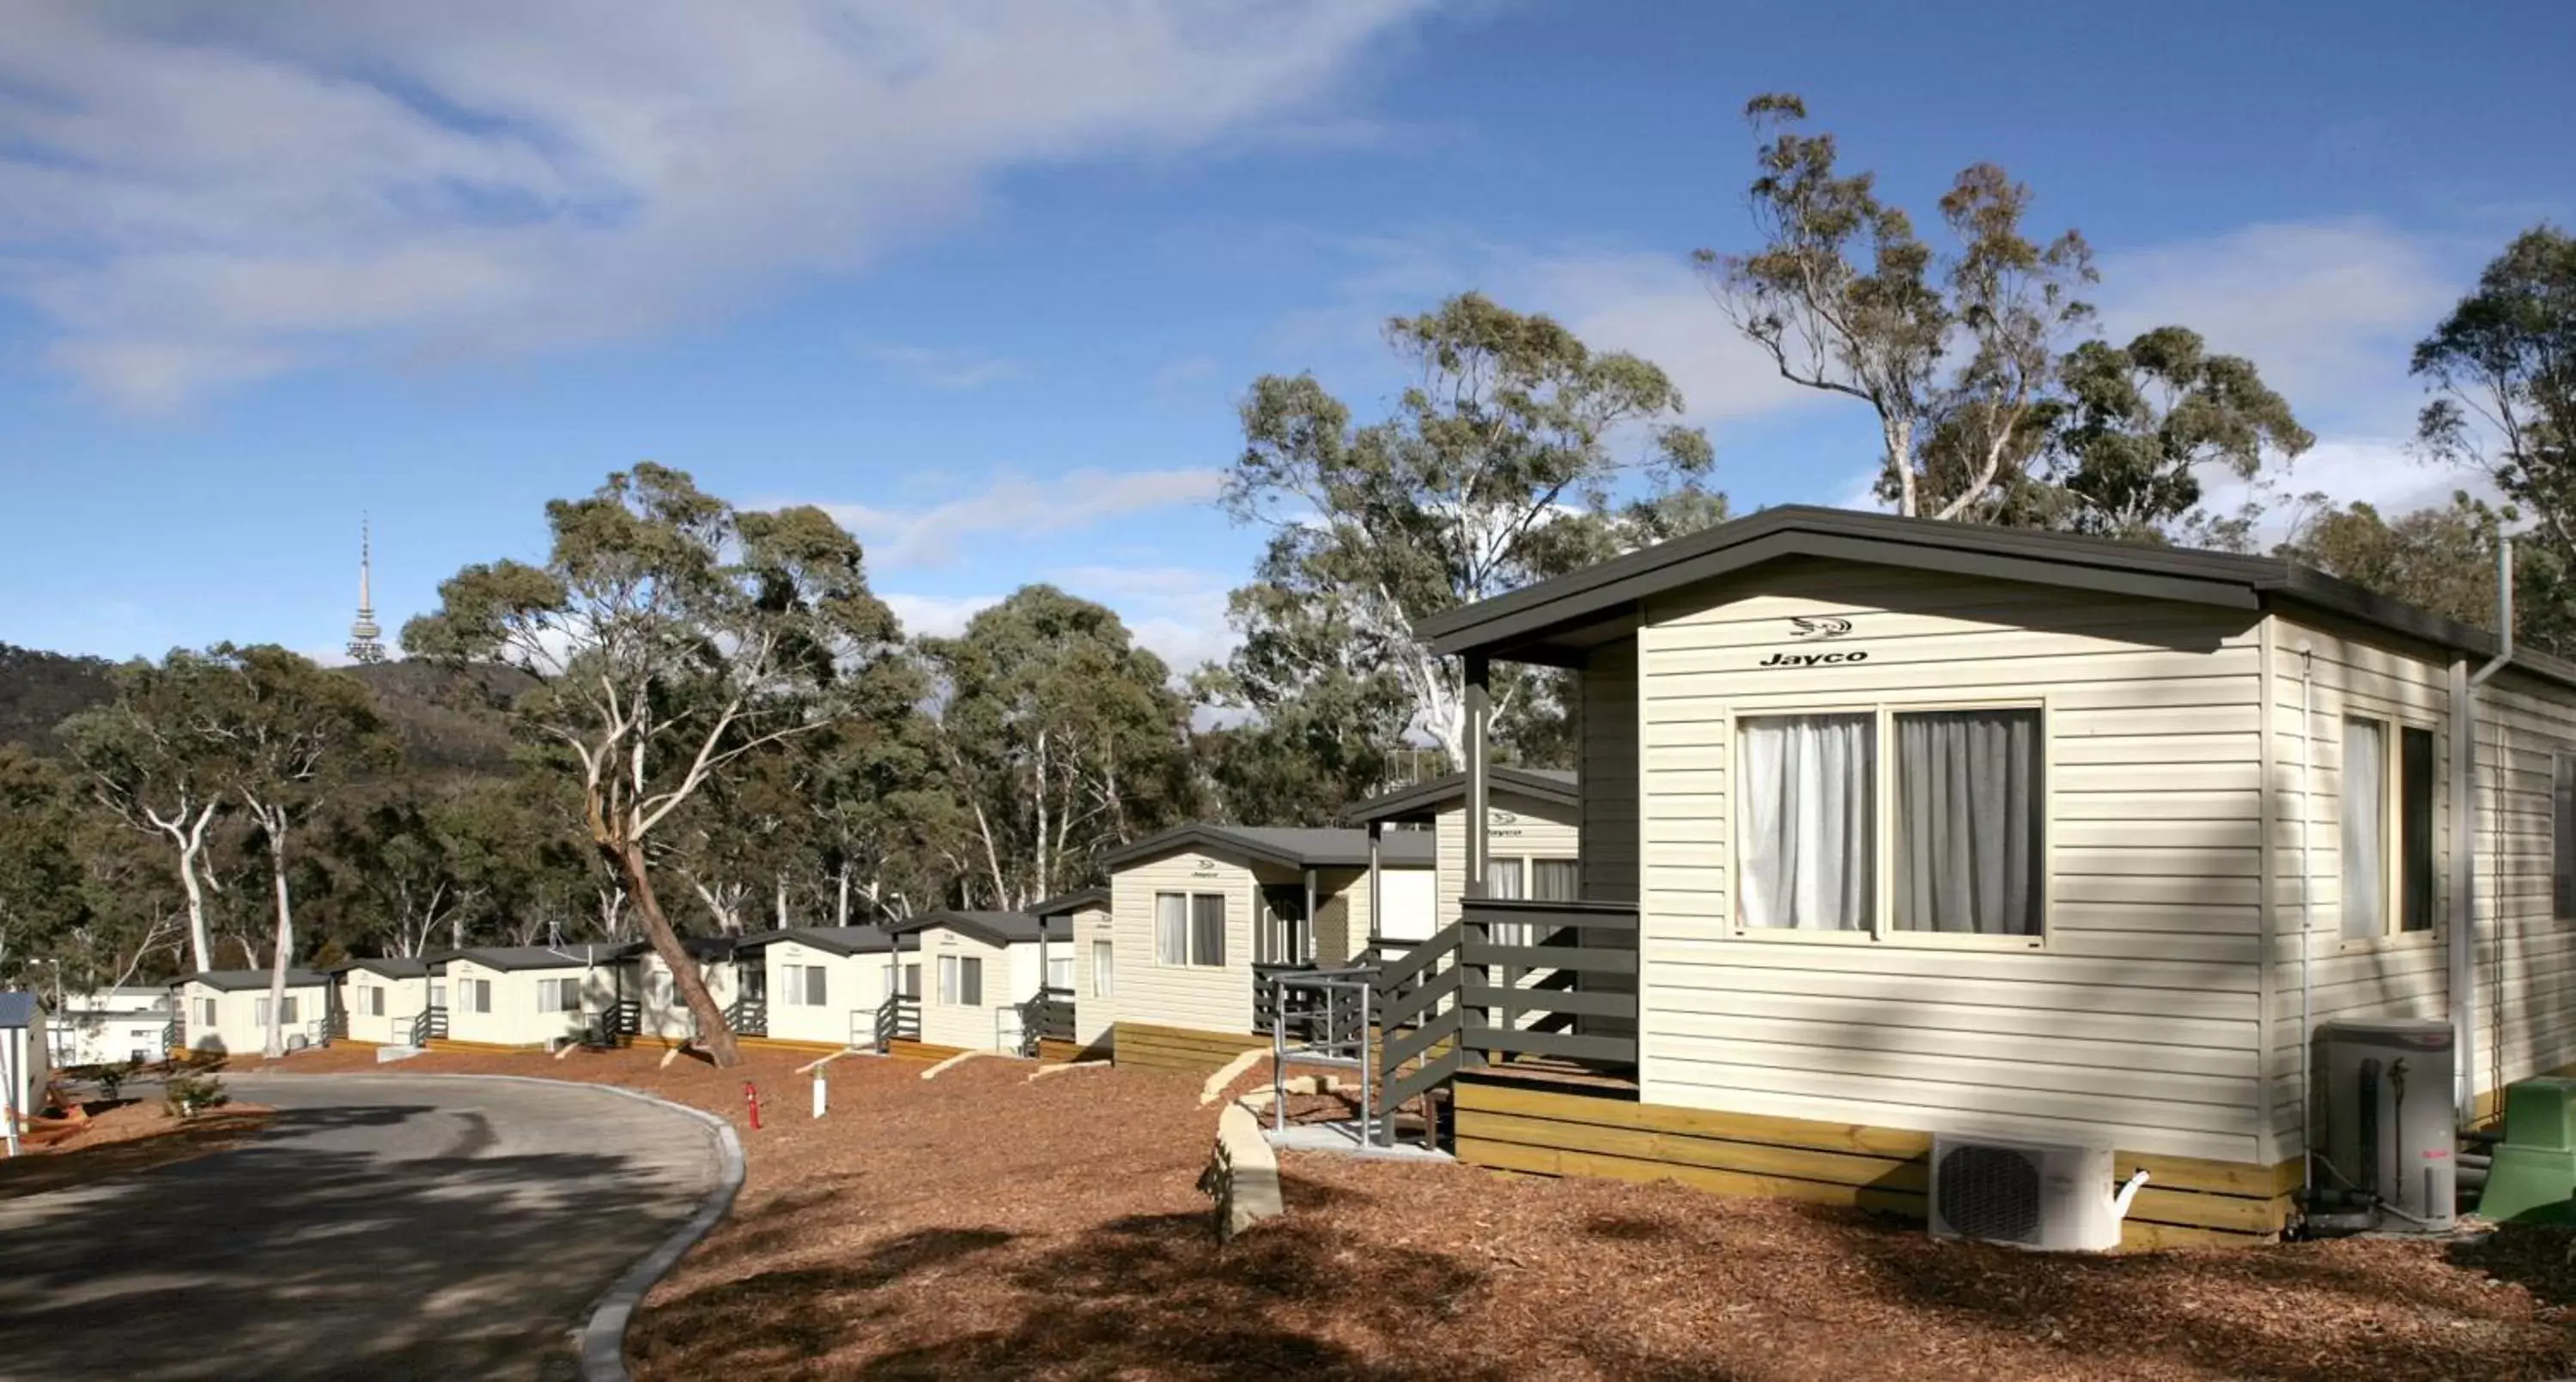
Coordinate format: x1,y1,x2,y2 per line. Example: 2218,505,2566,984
2480,1077,2576,1223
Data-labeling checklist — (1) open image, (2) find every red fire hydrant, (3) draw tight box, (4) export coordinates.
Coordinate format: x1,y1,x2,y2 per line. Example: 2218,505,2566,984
744,1080,762,1130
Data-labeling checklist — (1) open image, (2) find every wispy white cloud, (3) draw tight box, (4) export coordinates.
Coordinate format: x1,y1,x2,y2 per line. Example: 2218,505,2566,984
0,1,1434,411
882,591,1005,641
822,467,1224,571
860,344,1024,391
884,561,1236,676
2093,219,2458,434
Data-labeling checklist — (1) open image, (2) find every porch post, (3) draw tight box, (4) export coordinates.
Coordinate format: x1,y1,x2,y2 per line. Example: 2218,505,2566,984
1367,821,1382,951
1303,868,1318,964
1464,654,1491,898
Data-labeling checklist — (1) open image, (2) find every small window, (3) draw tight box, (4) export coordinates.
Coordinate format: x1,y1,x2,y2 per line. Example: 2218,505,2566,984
279,995,300,1025
1738,713,1876,931
800,964,827,1006
902,963,920,999
1189,894,1226,967
2342,718,2389,940
1048,956,1072,992
469,979,493,1014
197,997,216,1027
254,998,271,1028
1155,892,1188,965
937,955,957,1004
368,987,386,1017
1532,860,1581,902
2400,725,2435,933
2555,755,2576,921
537,978,580,1013
960,956,982,1007
430,981,447,1009
1091,940,1115,997
1893,708,2043,936
1484,859,1525,900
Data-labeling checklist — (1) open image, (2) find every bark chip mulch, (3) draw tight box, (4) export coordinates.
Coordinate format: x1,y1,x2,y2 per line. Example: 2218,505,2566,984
259,1046,2576,1379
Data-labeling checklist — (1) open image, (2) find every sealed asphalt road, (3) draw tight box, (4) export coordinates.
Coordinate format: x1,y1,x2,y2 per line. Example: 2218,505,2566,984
0,1072,726,1381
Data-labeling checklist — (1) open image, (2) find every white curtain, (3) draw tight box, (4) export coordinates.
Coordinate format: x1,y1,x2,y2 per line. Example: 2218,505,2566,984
2342,718,2386,939
1738,714,1874,930
1895,710,2042,935
1155,893,1187,964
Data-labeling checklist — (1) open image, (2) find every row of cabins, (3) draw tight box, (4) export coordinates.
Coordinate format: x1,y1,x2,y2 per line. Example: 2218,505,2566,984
149,504,2576,1244
167,911,1084,1060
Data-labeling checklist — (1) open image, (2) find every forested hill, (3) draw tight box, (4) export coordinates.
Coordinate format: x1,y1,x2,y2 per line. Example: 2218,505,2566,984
0,643,114,754
0,644,532,774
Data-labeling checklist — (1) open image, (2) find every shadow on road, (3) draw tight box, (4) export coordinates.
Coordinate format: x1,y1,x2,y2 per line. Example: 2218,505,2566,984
0,1096,706,1382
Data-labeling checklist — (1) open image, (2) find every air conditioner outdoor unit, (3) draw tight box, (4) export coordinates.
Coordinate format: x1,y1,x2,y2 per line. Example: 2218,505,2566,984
1929,1135,2149,1252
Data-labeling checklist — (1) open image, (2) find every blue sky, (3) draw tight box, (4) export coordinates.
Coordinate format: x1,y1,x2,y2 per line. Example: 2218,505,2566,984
3,1,2571,671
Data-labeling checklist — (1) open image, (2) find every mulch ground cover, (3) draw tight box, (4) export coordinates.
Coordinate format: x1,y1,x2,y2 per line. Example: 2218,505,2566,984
248,1043,2576,1380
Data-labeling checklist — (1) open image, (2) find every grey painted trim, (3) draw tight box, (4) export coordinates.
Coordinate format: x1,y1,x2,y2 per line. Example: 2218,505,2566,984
1342,766,1581,825
1413,504,2576,694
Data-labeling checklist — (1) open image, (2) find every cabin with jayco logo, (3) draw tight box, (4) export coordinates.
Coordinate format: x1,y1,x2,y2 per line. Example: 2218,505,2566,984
1347,502,2576,1247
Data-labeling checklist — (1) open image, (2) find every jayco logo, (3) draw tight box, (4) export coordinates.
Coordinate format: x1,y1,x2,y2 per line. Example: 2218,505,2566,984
1789,615,1853,639
1759,650,1869,668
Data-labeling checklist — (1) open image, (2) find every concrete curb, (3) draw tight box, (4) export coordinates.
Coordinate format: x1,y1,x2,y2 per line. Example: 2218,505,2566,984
232,1070,746,1382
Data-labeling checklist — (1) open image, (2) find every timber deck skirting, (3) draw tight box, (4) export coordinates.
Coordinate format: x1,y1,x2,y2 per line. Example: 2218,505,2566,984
1111,1022,1267,1075
1452,1076,2300,1249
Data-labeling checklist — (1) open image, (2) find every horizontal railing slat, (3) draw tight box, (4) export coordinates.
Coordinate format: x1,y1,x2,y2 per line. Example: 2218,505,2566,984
1460,900,1641,930
1459,943,1638,973
1460,983,1635,1019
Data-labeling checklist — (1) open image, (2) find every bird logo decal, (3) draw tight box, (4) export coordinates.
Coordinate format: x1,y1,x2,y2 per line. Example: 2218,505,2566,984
1789,615,1854,639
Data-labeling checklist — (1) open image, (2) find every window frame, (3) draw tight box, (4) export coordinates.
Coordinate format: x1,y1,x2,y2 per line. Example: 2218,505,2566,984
1728,696,2051,949
1091,938,1115,998
1157,889,1228,967
2336,712,2445,949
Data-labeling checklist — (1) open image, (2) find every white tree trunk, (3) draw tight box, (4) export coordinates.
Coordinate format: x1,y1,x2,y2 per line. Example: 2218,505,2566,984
151,802,221,973
835,863,851,928
258,809,295,1059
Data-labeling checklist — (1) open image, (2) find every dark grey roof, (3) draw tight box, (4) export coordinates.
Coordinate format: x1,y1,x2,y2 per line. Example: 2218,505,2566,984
0,991,39,1027
176,969,333,992
884,910,1066,948
1343,767,1579,825
1103,824,1437,872
732,925,910,957
333,957,431,980
1030,887,1109,918
1414,504,2576,689
430,945,634,973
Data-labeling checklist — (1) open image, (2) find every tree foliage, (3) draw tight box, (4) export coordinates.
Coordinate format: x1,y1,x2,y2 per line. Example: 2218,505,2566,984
404,464,902,1067
1211,292,1720,784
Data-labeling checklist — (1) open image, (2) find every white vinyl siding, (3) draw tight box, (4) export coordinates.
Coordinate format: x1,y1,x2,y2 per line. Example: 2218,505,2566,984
913,923,1046,1052
758,939,892,1048
1066,906,1115,1046
1435,790,1582,926
1637,564,2269,1162
1109,850,1262,1035
2460,667,2576,1111
180,980,329,1056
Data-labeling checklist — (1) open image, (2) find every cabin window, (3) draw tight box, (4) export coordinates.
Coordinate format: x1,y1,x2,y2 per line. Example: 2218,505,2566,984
2555,755,2576,920
367,986,386,1017
1737,713,1875,930
466,979,493,1014
280,995,300,1025
1532,859,1581,902
196,997,216,1027
429,980,447,1010
1737,706,2045,940
938,955,983,1006
538,977,581,1013
2400,725,2436,933
1893,709,2043,936
1091,940,1115,997
1155,891,1227,967
780,964,826,1006
254,997,270,1028
902,963,920,999
2342,717,2438,939
1048,956,1073,991
1484,859,1525,899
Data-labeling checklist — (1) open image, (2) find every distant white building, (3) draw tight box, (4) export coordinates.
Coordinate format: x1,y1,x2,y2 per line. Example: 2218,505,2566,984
46,986,175,1068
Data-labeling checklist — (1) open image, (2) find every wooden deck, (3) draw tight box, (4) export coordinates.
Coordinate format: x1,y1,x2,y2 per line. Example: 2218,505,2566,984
1111,1021,1267,1076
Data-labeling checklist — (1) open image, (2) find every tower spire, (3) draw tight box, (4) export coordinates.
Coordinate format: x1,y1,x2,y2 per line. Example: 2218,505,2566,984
347,515,386,664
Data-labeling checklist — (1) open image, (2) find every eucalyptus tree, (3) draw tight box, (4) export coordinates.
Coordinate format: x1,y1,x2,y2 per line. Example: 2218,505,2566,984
0,748,85,990
191,645,392,1056
921,585,1197,906
59,652,236,972
1216,292,1718,766
404,464,901,1068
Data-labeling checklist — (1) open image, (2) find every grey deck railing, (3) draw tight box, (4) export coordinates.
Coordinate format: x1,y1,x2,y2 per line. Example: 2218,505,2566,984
1371,898,1639,1142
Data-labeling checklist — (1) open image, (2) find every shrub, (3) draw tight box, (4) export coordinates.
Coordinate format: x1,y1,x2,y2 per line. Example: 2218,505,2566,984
162,1071,228,1119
